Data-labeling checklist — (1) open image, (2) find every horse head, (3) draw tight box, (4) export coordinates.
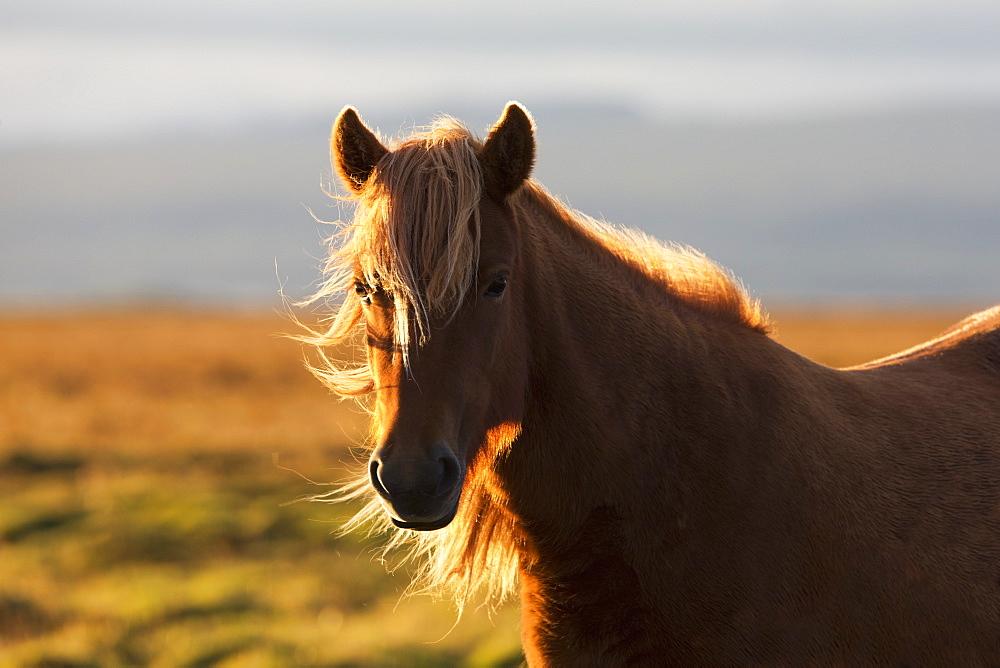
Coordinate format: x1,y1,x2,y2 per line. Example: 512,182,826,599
331,103,535,531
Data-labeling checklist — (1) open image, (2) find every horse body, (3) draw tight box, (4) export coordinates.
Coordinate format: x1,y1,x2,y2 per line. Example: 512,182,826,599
493,191,1000,664
314,103,1000,664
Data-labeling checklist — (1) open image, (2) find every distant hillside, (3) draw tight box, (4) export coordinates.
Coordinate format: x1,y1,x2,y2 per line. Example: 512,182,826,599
2,104,998,305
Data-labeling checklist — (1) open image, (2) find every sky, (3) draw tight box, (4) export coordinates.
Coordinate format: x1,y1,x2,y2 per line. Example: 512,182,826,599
2,1,999,305
4,0,1000,147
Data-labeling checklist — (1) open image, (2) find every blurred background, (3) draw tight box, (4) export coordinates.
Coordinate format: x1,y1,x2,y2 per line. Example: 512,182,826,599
2,1,998,665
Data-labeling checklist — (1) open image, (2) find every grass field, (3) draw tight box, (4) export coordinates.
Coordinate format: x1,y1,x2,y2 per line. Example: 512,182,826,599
0,305,976,665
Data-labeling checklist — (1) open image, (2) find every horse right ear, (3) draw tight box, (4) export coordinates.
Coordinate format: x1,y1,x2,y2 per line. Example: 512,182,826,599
481,102,536,202
332,107,389,194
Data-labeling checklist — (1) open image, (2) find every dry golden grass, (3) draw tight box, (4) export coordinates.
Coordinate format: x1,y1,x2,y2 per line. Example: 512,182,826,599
0,305,968,456
0,308,367,462
768,305,972,368
0,304,981,665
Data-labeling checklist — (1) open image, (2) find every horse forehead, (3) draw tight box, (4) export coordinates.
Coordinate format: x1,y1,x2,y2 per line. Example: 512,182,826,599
478,198,518,262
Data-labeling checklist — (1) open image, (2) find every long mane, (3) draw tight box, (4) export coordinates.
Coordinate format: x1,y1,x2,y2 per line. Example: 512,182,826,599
300,117,769,608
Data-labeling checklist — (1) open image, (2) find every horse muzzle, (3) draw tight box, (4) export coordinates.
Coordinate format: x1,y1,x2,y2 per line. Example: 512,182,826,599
369,442,464,531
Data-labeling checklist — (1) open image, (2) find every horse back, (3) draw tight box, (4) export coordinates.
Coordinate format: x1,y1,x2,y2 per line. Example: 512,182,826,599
842,304,1000,449
853,304,1000,374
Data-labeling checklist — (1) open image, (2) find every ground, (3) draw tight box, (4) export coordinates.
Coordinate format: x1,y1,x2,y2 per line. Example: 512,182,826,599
0,305,971,665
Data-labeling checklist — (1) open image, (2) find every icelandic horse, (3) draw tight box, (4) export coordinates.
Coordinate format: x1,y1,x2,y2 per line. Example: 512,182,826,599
307,102,1000,664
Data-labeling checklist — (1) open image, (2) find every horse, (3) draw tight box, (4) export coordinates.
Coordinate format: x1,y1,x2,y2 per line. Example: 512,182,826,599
305,102,1000,664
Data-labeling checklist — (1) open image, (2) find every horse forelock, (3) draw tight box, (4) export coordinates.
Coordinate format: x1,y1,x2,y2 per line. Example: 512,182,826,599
293,119,485,392
347,119,484,355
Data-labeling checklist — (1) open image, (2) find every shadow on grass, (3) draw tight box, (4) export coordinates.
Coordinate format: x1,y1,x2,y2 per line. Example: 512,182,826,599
0,450,85,476
2,510,89,543
0,593,58,641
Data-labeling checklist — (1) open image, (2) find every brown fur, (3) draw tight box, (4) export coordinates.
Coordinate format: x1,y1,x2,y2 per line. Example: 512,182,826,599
309,103,1000,664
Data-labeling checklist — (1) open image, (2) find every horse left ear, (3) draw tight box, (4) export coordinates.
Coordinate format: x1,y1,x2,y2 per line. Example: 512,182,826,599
481,102,535,202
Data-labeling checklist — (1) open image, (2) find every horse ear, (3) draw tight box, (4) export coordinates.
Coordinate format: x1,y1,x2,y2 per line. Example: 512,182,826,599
481,102,535,202
332,106,389,193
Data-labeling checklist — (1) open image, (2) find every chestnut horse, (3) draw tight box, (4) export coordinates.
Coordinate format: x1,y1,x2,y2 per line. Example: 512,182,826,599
307,102,1000,664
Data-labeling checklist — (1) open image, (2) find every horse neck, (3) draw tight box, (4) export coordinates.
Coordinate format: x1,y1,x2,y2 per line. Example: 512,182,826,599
501,197,796,549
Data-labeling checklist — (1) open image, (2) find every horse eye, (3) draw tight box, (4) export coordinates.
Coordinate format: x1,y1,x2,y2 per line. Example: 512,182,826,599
354,281,371,303
484,276,508,299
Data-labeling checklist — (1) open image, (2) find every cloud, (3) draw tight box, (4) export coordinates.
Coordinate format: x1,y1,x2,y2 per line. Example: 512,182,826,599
4,1,1000,147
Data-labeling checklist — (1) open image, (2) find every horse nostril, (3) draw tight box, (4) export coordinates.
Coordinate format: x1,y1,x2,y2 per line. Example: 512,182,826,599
370,459,390,498
437,452,461,496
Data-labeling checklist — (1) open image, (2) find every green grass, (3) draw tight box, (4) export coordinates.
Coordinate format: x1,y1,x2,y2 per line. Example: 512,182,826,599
0,449,522,666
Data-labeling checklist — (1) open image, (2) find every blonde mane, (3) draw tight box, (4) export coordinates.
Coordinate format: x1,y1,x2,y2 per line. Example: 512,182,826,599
509,182,769,334
301,118,769,609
